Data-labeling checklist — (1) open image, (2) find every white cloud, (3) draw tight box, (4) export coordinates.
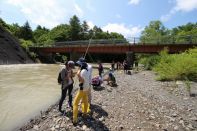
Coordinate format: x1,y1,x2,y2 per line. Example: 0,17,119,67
87,21,94,29
102,23,143,38
174,0,197,12
161,0,197,22
128,0,140,5
7,0,84,28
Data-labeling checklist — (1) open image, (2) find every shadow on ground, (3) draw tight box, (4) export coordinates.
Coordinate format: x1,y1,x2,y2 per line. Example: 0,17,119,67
93,86,105,91
190,93,197,97
82,104,109,131
63,104,109,130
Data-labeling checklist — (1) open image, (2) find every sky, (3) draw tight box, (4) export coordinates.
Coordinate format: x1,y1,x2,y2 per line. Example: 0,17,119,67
0,0,197,38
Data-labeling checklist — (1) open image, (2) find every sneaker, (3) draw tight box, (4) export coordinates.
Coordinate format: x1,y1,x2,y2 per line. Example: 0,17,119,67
59,109,66,114
82,113,91,119
69,104,73,109
72,120,77,126
68,102,73,109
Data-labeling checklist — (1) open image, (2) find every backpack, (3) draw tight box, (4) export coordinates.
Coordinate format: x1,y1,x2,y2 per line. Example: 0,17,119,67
91,76,102,86
57,72,62,84
57,68,68,85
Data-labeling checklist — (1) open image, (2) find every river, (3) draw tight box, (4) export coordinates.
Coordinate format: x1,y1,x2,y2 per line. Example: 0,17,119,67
0,64,62,131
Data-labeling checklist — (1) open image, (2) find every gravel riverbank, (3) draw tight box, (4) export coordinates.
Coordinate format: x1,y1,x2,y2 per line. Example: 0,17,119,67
20,70,197,131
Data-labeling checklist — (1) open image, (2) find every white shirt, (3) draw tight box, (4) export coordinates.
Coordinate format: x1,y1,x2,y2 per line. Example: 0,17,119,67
80,69,89,91
87,64,92,85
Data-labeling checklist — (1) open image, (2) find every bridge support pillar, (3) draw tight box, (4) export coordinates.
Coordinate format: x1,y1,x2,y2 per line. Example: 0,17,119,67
70,52,83,61
126,52,135,69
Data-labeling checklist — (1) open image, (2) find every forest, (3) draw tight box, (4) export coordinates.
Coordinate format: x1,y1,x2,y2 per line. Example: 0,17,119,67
0,15,197,49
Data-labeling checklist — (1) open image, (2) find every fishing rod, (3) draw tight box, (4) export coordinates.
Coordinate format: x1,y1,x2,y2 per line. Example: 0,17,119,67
83,38,92,59
83,32,95,60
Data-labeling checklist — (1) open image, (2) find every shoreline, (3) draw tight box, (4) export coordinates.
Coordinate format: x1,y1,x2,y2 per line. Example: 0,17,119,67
18,103,58,131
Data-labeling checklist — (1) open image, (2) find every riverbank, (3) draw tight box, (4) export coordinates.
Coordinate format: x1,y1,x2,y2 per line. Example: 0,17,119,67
20,70,197,131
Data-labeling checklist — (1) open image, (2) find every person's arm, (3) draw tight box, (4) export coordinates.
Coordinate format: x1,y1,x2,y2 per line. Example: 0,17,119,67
70,70,76,78
77,69,85,90
77,69,84,83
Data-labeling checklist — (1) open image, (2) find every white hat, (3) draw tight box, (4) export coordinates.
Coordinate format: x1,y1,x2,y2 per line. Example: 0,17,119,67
68,61,75,69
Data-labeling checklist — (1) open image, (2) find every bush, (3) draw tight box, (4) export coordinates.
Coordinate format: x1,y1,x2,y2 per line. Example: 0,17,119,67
153,48,197,81
29,52,37,60
139,54,160,70
54,53,67,63
19,39,33,50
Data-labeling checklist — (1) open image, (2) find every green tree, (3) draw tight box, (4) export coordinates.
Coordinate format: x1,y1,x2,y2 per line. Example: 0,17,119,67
69,15,81,40
172,22,197,44
50,24,70,42
0,18,10,31
36,34,51,46
92,25,103,39
81,21,89,40
109,32,124,39
8,23,21,38
33,25,49,43
19,21,34,41
140,20,170,44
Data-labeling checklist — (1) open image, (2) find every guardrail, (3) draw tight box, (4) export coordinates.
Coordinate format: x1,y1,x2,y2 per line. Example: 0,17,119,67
54,39,129,47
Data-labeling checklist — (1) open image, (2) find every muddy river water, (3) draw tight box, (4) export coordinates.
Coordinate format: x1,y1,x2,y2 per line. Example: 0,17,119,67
0,63,110,131
0,64,62,131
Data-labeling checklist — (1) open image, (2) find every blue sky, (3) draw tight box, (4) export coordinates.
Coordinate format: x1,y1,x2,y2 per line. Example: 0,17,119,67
0,0,197,38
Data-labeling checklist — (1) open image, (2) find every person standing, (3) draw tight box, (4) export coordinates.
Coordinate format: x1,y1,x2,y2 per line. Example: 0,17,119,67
123,60,128,74
98,61,103,77
116,61,120,70
73,61,89,124
77,58,92,113
58,61,75,113
111,60,115,71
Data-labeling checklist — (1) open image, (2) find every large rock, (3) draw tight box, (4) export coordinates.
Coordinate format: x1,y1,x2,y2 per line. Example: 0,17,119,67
0,26,33,64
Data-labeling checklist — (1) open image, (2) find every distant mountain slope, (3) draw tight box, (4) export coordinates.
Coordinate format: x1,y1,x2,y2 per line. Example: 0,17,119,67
0,26,33,64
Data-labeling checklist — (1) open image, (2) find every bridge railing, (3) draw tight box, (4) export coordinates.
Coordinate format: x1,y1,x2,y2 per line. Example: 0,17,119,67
54,35,197,45
54,39,129,47
31,35,197,47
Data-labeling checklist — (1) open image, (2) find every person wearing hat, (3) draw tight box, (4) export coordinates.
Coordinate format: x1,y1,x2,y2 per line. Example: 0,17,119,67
58,60,75,113
73,61,89,124
77,58,92,113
